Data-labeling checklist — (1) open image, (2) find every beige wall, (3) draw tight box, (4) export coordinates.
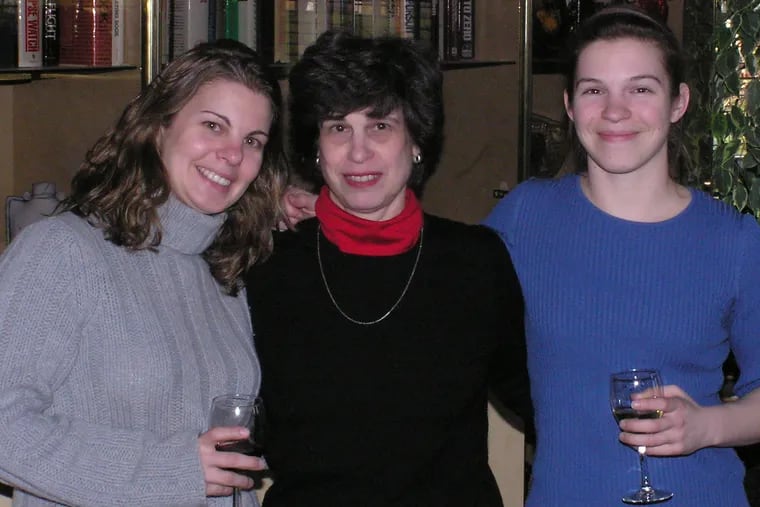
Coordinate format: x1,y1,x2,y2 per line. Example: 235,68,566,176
423,65,521,224
0,71,140,249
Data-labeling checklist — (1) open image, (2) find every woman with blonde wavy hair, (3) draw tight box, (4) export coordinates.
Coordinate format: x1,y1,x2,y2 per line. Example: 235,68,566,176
0,39,286,506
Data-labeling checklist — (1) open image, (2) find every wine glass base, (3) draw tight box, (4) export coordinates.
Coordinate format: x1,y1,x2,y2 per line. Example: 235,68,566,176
622,487,674,504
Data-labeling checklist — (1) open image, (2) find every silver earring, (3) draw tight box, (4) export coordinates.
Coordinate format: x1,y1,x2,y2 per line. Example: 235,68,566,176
315,153,320,166
413,153,422,164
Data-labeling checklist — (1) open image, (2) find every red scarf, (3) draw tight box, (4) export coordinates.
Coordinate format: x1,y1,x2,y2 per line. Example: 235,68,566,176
314,186,423,256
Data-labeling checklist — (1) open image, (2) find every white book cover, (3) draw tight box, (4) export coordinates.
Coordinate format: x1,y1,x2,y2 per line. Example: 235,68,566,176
172,0,209,57
18,0,43,67
237,0,256,49
111,0,124,64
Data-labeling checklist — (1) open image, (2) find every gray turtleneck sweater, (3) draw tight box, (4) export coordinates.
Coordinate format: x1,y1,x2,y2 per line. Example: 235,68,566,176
0,197,259,506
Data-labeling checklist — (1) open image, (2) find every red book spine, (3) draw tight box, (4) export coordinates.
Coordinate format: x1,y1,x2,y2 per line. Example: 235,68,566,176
59,0,112,66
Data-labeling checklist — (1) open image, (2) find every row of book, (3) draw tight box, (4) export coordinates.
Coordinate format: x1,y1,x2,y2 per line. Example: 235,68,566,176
169,0,476,64
267,0,478,63
1,0,127,68
0,0,477,70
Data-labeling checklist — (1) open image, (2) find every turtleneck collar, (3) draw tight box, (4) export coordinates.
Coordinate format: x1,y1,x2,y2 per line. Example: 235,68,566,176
314,186,423,256
157,195,226,255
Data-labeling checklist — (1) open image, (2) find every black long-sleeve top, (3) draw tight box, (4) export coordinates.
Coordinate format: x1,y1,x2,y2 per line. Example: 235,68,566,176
245,215,532,507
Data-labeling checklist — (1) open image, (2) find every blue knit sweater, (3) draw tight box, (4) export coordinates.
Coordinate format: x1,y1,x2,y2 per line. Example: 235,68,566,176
484,174,760,507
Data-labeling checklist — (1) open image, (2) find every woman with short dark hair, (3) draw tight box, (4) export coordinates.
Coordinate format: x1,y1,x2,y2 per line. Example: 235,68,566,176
246,30,531,507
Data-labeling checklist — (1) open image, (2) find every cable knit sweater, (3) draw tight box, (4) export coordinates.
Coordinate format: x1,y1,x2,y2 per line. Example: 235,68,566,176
0,197,260,507
484,174,760,507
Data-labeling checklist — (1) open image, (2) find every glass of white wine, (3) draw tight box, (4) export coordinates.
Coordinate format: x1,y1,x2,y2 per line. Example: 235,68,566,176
610,369,673,504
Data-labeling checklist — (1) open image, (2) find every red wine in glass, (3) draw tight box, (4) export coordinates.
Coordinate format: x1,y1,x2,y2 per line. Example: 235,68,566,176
208,394,264,507
215,440,264,457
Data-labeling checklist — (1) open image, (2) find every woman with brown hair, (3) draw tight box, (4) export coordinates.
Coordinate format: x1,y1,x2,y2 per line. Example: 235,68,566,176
0,39,286,506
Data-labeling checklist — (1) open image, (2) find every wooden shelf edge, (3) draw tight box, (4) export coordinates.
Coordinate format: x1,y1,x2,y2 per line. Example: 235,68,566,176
269,59,517,80
0,66,139,84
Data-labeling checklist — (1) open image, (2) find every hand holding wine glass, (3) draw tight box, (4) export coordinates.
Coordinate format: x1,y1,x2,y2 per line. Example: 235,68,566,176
207,394,265,506
610,369,673,504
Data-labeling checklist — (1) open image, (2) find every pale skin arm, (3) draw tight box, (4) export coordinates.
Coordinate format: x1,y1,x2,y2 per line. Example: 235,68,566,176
618,385,760,456
277,185,318,230
198,426,266,497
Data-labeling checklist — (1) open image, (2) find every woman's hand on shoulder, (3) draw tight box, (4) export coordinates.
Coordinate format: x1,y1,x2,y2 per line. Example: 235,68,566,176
277,185,317,231
198,426,266,497
618,385,711,456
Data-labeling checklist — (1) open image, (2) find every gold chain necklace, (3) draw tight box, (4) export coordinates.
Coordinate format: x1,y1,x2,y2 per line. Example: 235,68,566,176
316,224,424,326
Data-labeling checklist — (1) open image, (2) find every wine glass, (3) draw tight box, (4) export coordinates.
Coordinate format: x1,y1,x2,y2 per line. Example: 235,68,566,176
610,369,673,504
208,394,264,507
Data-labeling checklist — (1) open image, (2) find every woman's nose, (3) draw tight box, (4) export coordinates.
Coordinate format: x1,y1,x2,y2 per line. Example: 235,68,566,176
218,143,243,165
602,95,632,122
348,135,372,163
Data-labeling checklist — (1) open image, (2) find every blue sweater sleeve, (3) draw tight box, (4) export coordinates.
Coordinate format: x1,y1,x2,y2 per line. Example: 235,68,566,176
729,214,760,397
482,179,536,247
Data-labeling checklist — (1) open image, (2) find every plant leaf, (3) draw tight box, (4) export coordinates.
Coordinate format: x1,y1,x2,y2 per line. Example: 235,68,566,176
712,113,729,141
739,152,759,169
725,72,742,96
734,181,749,211
746,80,760,117
713,167,734,195
730,105,747,130
749,178,760,214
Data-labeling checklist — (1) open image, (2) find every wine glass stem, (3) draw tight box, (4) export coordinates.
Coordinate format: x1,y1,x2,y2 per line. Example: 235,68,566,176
638,446,654,492
232,487,240,507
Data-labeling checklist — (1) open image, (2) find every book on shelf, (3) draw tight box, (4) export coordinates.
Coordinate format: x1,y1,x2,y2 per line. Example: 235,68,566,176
59,0,113,66
430,0,440,58
327,0,352,31
257,0,273,62
263,0,452,65
170,0,209,59
273,0,298,63
444,0,459,60
417,0,433,42
43,0,59,66
459,0,473,59
297,0,327,56
237,0,257,50
223,0,238,39
352,0,374,37
371,0,391,37
19,0,43,67
111,0,124,64
207,0,217,41
400,0,415,38
0,0,18,67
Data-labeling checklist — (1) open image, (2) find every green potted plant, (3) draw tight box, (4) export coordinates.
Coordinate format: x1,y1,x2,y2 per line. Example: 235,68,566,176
682,0,760,218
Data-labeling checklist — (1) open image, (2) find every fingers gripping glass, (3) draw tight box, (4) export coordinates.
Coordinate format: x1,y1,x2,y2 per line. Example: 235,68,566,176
610,369,673,504
208,394,264,507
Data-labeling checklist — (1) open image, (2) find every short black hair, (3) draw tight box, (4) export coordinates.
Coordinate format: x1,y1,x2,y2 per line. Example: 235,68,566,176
288,30,444,195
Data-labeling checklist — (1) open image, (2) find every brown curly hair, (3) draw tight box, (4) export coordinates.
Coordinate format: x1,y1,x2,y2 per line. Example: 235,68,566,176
60,39,288,295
